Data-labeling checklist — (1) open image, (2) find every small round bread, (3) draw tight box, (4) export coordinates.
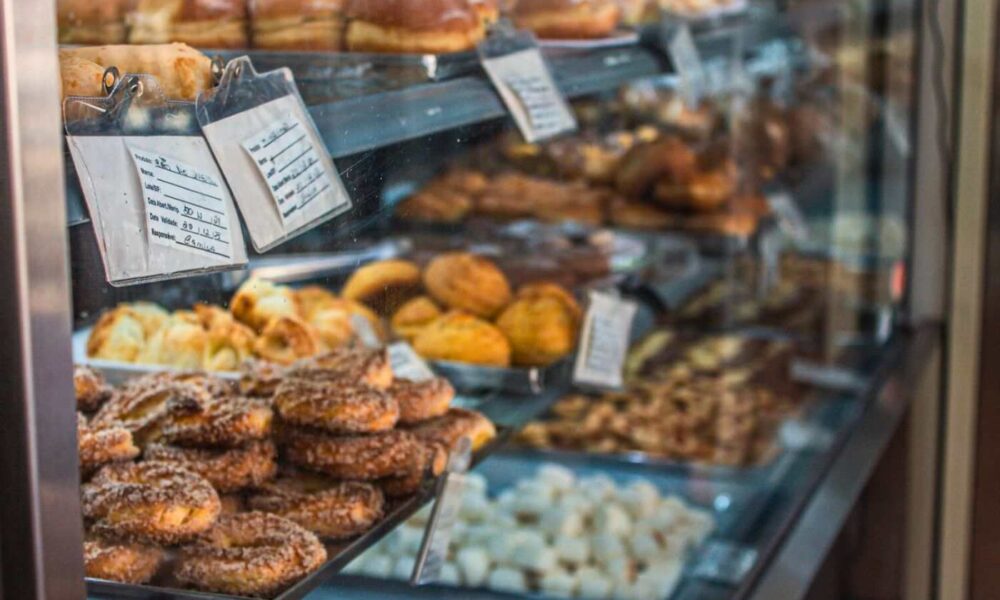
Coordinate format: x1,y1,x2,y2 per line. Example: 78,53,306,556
144,440,278,493
230,278,299,332
379,441,448,498
274,379,399,433
175,512,327,597
341,259,422,315
345,0,485,54
407,408,496,452
423,252,511,318
83,534,165,584
511,0,622,39
496,294,579,367
390,377,454,425
294,285,340,320
75,365,113,412
281,427,422,480
82,461,221,545
78,413,140,476
390,296,443,342
249,472,385,539
91,380,209,446
160,396,273,448
412,311,511,367
288,346,394,390
253,315,323,365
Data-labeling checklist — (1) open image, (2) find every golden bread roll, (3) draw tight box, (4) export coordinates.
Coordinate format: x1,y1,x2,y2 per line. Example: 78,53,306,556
250,0,345,50
59,43,213,101
341,259,422,315
413,311,511,367
126,0,248,48
87,303,169,362
59,55,109,100
511,0,621,39
496,294,579,366
58,0,128,44
293,285,340,320
230,278,299,332
515,282,582,323
423,252,511,319
345,0,485,53
469,0,500,25
136,311,208,369
390,296,442,342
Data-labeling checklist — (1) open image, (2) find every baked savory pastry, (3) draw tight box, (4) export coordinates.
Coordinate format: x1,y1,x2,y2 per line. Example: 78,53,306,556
615,136,697,198
341,259,422,315
423,252,512,318
59,43,214,101
58,0,127,44
412,310,512,367
136,311,207,370
248,473,385,539
250,0,345,51
195,305,258,372
345,0,486,54
390,296,443,342
86,302,170,363
496,283,581,366
510,0,622,39
126,0,249,49
83,534,165,584
231,278,299,332
253,315,323,365
59,55,108,100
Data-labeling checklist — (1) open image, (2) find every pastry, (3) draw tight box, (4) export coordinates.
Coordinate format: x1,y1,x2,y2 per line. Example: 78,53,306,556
91,379,208,445
290,346,394,389
608,197,675,230
390,377,454,425
77,413,141,476
407,408,496,451
196,305,257,372
135,311,207,370
511,0,622,39
248,472,385,539
378,440,448,497
281,426,423,480
412,311,511,367
58,0,128,44
86,303,168,363
253,315,323,365
496,292,579,367
390,296,443,342
231,278,299,332
82,461,221,544
126,0,249,49
273,379,400,433
396,185,474,223
59,55,109,100
159,395,274,448
341,259,422,315
175,512,326,597
250,0,345,51
423,252,511,318
615,137,697,198
345,0,486,54
468,0,500,25
83,534,165,584
144,440,278,493
59,43,214,101
75,365,113,412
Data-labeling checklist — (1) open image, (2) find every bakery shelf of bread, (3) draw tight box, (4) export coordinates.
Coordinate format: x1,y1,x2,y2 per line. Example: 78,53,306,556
75,353,506,600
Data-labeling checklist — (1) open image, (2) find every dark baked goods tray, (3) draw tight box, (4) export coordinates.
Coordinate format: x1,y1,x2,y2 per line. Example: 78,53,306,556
215,50,480,104
431,358,573,396
86,427,512,600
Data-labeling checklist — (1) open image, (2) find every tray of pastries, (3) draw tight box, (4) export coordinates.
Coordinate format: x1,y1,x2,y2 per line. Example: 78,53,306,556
74,347,502,600
336,452,752,600
513,327,804,471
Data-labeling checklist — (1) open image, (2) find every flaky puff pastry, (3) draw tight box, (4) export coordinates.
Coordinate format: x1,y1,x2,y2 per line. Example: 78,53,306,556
87,303,170,363
496,287,580,367
136,311,207,370
254,315,323,365
423,252,512,319
391,296,443,342
413,311,511,367
294,287,386,348
341,259,422,315
194,304,257,372
231,278,299,332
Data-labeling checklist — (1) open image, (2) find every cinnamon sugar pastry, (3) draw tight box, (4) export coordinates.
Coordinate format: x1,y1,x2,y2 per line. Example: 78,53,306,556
78,413,141,476
83,533,165,584
274,379,399,434
75,365,113,413
281,427,422,480
144,440,278,493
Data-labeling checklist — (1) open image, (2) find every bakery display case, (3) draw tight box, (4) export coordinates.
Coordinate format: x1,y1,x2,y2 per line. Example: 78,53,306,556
0,0,941,599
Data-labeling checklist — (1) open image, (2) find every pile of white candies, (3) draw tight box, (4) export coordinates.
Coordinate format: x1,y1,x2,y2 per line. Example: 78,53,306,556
345,463,715,599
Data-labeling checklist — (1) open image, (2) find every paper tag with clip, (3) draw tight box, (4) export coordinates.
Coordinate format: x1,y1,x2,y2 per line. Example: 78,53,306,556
572,290,639,390
64,72,248,286
479,28,577,143
197,57,352,253
411,437,472,585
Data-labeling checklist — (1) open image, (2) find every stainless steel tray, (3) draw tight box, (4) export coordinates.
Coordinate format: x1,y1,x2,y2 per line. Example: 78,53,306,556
320,450,767,599
431,358,571,396
86,427,512,600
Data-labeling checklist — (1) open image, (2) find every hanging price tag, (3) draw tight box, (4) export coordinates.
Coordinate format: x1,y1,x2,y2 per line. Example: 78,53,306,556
480,30,576,143
665,24,706,106
766,191,809,242
198,58,352,252
388,342,436,382
128,147,234,260
572,290,638,390
412,438,472,585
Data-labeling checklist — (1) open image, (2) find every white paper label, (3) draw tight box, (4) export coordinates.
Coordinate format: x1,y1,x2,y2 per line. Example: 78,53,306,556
572,291,638,389
350,314,382,349
667,25,706,106
388,342,436,382
68,135,248,285
201,94,351,252
412,438,472,585
482,48,577,143
766,192,809,242
128,147,234,260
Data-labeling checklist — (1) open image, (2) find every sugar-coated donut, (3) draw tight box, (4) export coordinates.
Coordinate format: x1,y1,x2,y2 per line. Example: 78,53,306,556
281,426,422,481
390,377,454,425
274,378,399,434
78,412,140,476
83,533,165,584
144,440,278,493
406,408,496,451
175,512,326,597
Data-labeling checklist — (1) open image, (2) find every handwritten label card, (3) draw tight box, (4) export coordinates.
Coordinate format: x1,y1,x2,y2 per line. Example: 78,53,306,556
200,94,351,252
128,147,234,261
572,290,638,390
411,438,472,585
388,342,436,382
242,112,336,226
482,48,577,143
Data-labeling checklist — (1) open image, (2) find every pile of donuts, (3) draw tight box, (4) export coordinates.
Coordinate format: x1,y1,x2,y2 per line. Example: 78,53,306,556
74,345,495,598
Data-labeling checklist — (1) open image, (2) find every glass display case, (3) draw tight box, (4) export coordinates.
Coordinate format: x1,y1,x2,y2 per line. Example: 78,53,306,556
0,0,944,598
